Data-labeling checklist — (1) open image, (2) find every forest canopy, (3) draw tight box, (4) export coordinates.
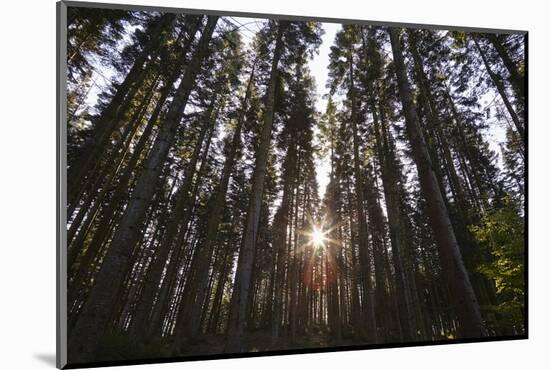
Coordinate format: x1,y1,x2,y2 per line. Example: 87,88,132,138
64,6,526,365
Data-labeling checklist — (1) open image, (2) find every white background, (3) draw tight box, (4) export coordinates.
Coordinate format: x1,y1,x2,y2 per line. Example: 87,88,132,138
0,0,546,368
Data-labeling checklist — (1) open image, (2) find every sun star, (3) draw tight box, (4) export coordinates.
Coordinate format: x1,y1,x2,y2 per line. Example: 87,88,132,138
311,227,327,248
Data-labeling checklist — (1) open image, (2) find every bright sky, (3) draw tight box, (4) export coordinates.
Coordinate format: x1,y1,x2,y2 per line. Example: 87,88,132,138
310,23,341,200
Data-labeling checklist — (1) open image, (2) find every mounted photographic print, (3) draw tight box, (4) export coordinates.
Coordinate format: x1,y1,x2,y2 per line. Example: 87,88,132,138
56,1,527,368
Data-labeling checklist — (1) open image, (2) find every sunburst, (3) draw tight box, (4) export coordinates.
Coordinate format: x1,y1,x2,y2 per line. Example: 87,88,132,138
311,226,327,248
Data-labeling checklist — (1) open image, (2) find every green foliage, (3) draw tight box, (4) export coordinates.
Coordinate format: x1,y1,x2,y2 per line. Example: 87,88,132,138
470,197,525,333
448,31,467,48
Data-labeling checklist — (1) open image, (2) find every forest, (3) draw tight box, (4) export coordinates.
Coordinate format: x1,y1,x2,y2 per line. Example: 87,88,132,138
65,6,526,365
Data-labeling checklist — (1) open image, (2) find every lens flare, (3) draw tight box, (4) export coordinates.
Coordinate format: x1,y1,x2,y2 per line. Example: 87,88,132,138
311,227,326,247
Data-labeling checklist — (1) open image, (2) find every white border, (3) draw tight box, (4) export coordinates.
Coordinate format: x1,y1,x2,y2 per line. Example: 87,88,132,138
1,1,546,369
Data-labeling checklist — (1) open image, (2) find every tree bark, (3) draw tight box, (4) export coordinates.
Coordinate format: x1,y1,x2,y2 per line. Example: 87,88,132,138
129,89,222,339
389,27,486,339
473,37,525,142
486,34,524,101
67,20,201,305
67,17,218,362
348,49,378,343
177,65,256,340
67,14,177,206
225,21,287,353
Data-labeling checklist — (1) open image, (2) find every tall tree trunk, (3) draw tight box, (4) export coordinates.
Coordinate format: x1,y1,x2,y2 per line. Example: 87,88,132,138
410,30,500,313
206,236,233,333
325,183,343,343
129,89,222,339
486,34,524,101
67,19,201,289
225,21,287,353
68,76,171,295
364,164,390,338
473,37,525,142
348,51,378,343
67,74,159,250
67,17,218,362
380,92,424,341
389,28,486,339
408,30,469,216
67,14,177,205
178,65,256,340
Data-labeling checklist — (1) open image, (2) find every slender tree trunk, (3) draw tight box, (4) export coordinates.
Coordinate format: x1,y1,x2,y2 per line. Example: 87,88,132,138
289,160,302,343
225,21,287,353
486,34,524,100
67,19,201,283
364,165,389,338
67,17,218,362
207,240,232,333
67,75,159,250
389,27,486,339
408,30,469,214
410,31,500,313
129,90,222,339
67,17,201,304
348,51,378,342
325,184,342,343
271,129,300,345
68,79,169,292
67,14,177,205
178,66,256,340
473,37,525,142
372,104,417,340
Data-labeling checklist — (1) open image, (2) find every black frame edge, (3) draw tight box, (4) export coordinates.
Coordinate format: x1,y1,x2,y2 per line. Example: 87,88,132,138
62,0,527,34
57,1,68,369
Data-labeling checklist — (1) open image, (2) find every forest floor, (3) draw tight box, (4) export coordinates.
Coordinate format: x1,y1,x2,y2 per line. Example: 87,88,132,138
178,328,370,357
93,328,375,364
